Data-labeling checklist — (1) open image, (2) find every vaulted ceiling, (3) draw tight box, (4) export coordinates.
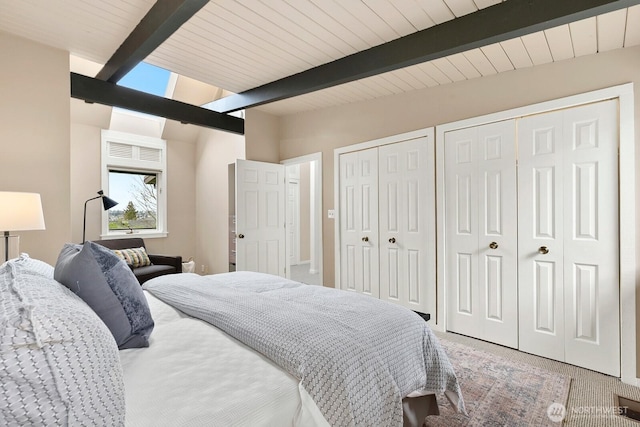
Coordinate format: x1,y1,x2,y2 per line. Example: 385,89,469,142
1,0,639,123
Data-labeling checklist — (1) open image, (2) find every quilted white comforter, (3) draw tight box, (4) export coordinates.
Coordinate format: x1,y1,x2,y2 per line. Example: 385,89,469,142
120,290,328,426
143,271,464,427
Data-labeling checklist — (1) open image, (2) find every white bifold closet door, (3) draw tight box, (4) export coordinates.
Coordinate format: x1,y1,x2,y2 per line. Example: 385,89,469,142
378,137,434,313
339,137,434,313
444,120,519,348
444,99,619,376
518,100,619,376
339,148,379,298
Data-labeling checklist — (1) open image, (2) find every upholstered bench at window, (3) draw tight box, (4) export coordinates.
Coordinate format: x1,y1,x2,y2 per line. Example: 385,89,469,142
92,238,182,284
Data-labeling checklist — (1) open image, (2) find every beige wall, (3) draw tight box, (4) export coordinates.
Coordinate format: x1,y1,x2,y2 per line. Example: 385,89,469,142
70,113,199,262
245,109,280,163
0,32,70,265
277,45,640,290
2,32,240,272
275,44,640,373
5,29,639,375
195,128,245,274
154,135,197,258
70,121,104,244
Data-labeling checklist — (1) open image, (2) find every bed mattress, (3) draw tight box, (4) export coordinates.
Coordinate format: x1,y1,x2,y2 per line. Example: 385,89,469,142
119,291,328,426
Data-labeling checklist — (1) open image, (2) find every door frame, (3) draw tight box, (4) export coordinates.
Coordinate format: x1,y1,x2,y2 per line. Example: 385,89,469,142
281,152,323,285
435,83,636,384
333,128,436,312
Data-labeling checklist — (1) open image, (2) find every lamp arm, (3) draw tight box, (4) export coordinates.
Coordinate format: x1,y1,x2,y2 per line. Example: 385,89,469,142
3,231,9,262
82,195,101,244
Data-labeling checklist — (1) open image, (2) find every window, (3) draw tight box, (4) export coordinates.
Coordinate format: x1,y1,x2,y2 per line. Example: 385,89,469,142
101,130,167,238
108,171,158,231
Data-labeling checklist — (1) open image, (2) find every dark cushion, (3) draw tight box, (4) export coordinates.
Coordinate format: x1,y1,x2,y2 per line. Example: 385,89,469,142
53,241,154,349
92,239,182,284
135,264,177,284
93,238,146,251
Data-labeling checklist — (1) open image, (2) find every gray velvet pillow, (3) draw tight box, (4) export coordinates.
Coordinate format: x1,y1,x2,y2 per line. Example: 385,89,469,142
54,241,154,349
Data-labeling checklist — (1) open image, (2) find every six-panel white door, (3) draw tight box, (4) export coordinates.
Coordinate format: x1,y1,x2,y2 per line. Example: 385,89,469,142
378,137,434,313
518,100,620,376
286,164,300,271
339,149,379,297
444,120,519,348
235,159,286,277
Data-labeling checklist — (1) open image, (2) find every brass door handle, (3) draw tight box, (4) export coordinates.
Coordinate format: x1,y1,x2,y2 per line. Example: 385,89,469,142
538,246,549,254
389,237,396,244
489,242,498,249
362,236,369,242
238,234,245,239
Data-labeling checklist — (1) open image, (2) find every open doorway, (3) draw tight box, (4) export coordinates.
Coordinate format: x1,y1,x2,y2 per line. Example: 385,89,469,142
282,153,323,286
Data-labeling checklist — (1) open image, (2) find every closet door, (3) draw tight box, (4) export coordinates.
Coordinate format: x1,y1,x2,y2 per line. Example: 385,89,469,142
517,111,566,361
445,120,518,348
518,100,619,376
339,149,379,297
378,137,434,313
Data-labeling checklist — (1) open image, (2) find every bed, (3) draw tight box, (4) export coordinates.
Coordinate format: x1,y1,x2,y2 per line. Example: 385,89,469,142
0,243,464,427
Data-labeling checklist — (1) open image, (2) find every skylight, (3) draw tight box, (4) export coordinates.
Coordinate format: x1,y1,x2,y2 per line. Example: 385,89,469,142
111,62,174,136
118,62,171,97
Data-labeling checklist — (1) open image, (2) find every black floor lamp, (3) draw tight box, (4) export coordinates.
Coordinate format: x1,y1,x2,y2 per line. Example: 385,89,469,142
83,190,118,243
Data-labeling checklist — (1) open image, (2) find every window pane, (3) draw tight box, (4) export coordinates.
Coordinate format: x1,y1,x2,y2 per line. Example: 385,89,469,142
108,171,158,231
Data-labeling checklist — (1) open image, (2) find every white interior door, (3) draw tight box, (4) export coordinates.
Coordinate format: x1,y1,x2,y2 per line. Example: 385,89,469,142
445,120,518,348
517,110,566,362
339,149,379,297
378,137,434,313
287,180,300,267
562,101,619,376
235,159,286,277
445,126,478,338
518,100,620,376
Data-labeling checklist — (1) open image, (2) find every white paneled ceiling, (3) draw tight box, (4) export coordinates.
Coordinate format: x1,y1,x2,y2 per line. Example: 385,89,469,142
1,0,639,116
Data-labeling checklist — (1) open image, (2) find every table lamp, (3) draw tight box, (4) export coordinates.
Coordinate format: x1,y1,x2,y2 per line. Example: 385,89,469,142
0,192,46,262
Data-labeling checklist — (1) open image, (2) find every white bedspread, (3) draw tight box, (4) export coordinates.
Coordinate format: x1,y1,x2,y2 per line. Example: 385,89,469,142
119,292,329,427
143,272,464,426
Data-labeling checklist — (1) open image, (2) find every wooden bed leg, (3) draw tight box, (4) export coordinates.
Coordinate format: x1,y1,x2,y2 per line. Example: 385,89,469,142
403,394,439,427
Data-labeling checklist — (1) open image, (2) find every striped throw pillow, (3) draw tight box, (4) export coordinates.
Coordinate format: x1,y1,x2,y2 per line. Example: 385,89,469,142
113,247,151,268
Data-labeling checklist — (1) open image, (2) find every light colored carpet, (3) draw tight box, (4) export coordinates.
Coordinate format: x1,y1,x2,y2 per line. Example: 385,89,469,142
290,263,321,286
431,331,640,426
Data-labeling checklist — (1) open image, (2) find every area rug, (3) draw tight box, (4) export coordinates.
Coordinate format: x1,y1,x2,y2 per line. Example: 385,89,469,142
425,338,571,426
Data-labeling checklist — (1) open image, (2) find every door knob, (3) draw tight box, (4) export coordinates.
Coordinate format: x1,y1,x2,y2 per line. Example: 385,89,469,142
362,236,369,242
238,234,245,239
538,246,549,254
389,237,396,244
489,242,498,249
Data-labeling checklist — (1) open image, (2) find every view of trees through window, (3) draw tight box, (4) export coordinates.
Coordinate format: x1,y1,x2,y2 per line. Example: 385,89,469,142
108,171,158,231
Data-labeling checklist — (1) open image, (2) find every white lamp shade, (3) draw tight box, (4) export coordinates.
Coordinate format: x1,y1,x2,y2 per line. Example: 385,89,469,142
0,192,46,231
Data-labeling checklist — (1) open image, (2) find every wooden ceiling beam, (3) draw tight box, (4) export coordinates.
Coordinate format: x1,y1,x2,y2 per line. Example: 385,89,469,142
71,72,244,135
207,0,640,113
95,0,209,83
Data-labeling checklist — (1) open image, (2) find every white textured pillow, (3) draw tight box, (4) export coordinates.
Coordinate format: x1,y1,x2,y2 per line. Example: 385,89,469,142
0,255,125,426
